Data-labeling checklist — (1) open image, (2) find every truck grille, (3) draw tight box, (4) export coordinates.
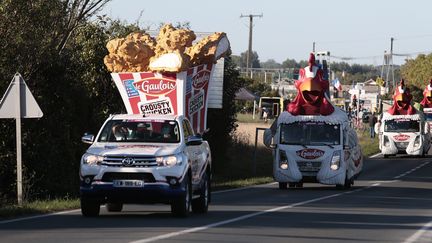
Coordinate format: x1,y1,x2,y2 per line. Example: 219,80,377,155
101,172,156,182
101,156,157,167
297,161,321,172
395,142,409,149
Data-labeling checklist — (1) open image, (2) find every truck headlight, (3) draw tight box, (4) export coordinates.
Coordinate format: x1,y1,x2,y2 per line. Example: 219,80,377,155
414,136,421,147
156,154,183,167
279,150,288,170
383,135,390,147
330,151,341,171
82,153,104,166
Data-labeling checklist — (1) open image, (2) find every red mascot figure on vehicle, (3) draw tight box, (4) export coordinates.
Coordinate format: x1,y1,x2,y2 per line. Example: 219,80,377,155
287,53,334,116
387,79,416,115
420,79,432,108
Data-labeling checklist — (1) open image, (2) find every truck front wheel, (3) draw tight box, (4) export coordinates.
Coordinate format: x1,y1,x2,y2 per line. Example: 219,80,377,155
171,174,191,217
192,172,210,213
81,198,100,217
278,182,287,189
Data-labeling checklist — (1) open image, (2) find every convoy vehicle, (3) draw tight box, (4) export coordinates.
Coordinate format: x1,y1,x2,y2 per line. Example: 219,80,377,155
264,53,363,189
423,108,432,131
79,114,211,217
377,80,431,157
378,112,430,157
264,109,363,189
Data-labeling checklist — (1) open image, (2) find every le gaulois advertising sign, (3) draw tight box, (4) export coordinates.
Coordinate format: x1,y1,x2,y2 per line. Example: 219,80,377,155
296,148,325,159
111,64,214,133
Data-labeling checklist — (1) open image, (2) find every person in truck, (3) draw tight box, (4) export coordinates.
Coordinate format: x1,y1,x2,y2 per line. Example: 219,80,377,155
112,123,129,141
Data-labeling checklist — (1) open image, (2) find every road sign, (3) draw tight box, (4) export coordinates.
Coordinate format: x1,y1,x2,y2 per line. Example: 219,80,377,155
0,73,43,118
0,73,43,205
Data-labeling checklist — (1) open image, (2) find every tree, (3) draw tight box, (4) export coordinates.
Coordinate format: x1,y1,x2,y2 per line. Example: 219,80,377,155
400,54,432,88
206,57,245,171
0,0,112,201
239,51,260,68
261,59,282,69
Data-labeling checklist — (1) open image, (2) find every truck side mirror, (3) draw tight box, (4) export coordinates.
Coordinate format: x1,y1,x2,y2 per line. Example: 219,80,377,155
263,129,273,148
186,135,203,146
82,133,94,144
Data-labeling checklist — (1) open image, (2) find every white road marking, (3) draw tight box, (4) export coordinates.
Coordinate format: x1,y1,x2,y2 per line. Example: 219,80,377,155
403,220,432,243
393,161,431,180
369,153,381,158
0,209,81,225
129,183,382,243
212,182,277,194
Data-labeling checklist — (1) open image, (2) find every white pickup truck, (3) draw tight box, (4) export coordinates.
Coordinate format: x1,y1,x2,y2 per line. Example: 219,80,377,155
79,114,211,217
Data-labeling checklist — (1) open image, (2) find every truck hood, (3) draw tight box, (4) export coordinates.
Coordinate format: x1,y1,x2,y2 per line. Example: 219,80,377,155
86,143,182,157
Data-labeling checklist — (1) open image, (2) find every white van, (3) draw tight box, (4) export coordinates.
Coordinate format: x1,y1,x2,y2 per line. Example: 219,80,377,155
378,112,430,157
264,108,363,189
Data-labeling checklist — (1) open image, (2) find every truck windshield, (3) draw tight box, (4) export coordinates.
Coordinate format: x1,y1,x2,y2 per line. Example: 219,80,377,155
280,122,341,145
384,119,419,132
97,119,180,143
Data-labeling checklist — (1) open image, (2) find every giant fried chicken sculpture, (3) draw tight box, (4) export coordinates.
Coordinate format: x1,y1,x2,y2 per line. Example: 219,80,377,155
104,23,231,73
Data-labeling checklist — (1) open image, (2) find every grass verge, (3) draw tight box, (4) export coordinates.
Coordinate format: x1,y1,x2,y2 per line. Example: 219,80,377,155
357,127,380,156
0,198,79,219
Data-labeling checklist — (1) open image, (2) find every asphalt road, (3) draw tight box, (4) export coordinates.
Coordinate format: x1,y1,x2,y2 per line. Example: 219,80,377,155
1,154,431,243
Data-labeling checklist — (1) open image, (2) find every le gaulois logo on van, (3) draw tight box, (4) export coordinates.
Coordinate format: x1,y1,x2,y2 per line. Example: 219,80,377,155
133,77,176,96
296,149,324,159
393,134,410,141
192,70,210,89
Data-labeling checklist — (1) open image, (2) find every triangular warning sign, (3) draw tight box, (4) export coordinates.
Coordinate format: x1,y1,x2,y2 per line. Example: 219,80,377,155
0,73,43,118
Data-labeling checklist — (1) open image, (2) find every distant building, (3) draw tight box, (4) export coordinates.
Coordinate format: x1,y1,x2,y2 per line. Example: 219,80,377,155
348,80,381,112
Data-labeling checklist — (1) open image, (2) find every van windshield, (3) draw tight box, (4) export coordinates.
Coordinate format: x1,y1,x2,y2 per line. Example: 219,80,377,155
424,112,432,121
97,119,180,143
280,122,341,146
384,119,419,132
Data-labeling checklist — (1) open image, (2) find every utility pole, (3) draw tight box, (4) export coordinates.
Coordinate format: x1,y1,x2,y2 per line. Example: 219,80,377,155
384,37,396,91
313,42,316,52
240,13,263,74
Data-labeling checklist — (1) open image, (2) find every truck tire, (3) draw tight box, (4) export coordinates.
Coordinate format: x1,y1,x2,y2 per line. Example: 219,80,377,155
192,172,210,213
81,198,100,217
171,174,191,217
106,203,123,212
336,173,352,190
278,182,287,189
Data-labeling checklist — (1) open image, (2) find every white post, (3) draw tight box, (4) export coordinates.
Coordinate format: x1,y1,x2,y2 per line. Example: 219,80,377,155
253,100,256,120
15,75,22,205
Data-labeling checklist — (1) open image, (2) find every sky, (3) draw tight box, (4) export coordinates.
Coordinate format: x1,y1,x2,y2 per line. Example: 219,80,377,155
99,0,432,65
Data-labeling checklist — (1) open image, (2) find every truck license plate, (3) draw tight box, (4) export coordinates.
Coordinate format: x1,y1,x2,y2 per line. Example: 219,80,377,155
113,180,144,188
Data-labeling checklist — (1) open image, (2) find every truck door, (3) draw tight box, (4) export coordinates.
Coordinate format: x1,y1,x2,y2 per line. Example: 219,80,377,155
182,119,203,185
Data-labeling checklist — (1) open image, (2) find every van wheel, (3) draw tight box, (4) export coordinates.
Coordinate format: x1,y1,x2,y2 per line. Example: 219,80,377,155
336,174,352,189
296,182,303,188
171,174,191,217
192,172,210,214
383,154,389,158
106,203,123,212
289,182,296,188
278,182,287,189
81,198,100,217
